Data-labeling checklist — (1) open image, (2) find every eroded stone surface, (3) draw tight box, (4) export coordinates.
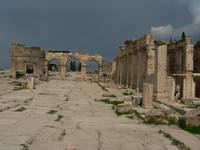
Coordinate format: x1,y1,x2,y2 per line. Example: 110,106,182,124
0,73,181,150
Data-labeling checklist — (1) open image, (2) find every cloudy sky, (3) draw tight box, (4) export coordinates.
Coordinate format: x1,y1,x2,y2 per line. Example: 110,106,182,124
0,0,199,69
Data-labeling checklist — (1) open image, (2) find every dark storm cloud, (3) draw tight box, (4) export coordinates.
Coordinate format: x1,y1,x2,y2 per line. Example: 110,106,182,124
0,0,195,68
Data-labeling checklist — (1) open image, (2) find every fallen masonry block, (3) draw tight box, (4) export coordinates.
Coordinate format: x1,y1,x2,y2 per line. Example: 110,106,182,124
142,83,153,108
116,104,134,115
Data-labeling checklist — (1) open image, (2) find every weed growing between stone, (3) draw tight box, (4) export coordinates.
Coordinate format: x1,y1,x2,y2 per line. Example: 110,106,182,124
47,110,57,115
55,115,64,121
159,130,190,150
15,107,26,112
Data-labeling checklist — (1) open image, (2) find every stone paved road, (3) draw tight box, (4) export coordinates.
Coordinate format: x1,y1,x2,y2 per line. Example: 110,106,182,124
0,77,179,150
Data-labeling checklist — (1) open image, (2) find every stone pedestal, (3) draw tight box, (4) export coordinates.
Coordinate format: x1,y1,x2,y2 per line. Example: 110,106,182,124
81,65,86,80
98,65,102,81
142,83,153,108
60,65,66,80
155,45,168,100
183,73,195,98
27,77,35,89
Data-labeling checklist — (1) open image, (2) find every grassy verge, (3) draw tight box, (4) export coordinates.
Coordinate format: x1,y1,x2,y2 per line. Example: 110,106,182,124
182,126,200,134
159,130,190,150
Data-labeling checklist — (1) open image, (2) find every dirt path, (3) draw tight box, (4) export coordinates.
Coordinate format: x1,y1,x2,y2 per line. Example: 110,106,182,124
0,77,179,150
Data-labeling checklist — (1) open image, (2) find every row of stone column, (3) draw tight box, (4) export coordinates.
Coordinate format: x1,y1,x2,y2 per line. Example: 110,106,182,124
116,50,147,92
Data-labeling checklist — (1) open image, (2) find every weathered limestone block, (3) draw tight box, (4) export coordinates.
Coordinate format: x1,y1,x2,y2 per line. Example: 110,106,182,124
166,76,175,101
142,83,153,108
27,77,35,89
155,45,168,100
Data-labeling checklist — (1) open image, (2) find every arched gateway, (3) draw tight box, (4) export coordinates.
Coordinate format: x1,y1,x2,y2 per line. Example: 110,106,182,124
46,51,103,80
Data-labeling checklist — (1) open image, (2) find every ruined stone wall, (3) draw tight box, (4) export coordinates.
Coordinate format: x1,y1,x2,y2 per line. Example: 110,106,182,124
115,35,157,90
167,38,195,99
101,60,112,80
115,35,169,107
194,44,200,73
11,44,46,78
114,35,197,104
194,44,200,97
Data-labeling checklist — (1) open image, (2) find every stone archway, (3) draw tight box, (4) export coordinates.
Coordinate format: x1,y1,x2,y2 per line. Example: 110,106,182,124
85,57,102,80
46,51,103,80
47,59,63,80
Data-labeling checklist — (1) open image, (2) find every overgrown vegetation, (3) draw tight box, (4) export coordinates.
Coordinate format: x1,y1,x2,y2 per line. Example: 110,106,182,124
102,94,116,98
47,110,57,115
15,107,26,112
182,125,200,134
178,119,200,134
159,130,190,150
99,98,124,106
123,92,133,96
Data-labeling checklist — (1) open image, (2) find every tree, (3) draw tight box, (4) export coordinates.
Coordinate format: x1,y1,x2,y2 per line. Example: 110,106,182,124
78,62,81,72
70,61,73,72
170,37,173,43
182,32,186,39
196,40,200,46
73,61,76,72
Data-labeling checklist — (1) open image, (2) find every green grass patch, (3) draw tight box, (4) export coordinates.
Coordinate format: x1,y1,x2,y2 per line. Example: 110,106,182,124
47,110,57,115
102,94,116,98
0,72,5,75
55,115,64,121
182,126,200,134
123,92,133,96
15,107,26,112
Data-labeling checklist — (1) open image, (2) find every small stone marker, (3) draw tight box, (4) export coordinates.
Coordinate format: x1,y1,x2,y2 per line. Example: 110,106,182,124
27,77,35,89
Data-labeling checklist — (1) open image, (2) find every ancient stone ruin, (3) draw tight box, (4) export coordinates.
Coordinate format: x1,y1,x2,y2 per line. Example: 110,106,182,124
11,43,103,80
114,35,200,107
3,35,200,150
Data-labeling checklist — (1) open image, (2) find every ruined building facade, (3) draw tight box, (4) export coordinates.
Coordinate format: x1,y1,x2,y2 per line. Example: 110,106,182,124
11,44,46,78
11,44,103,80
114,35,200,107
